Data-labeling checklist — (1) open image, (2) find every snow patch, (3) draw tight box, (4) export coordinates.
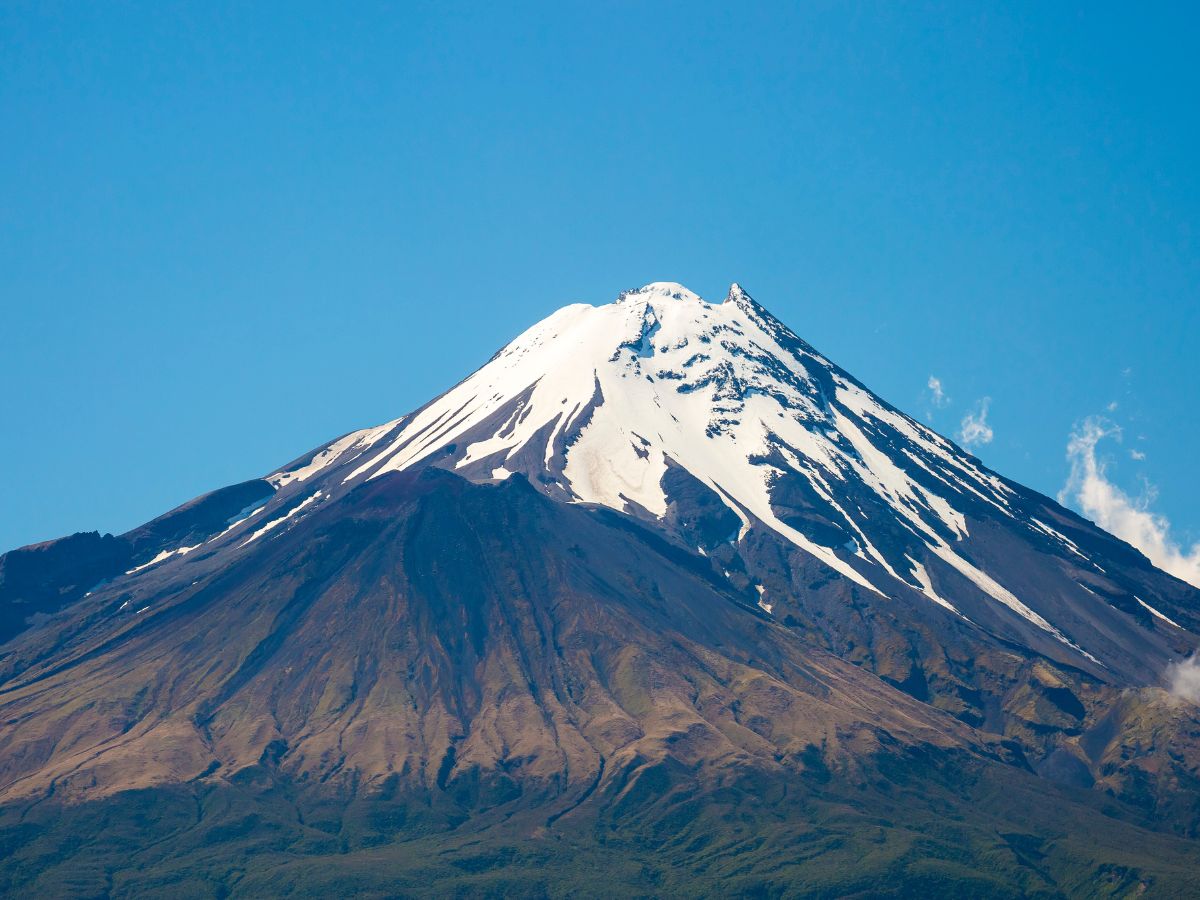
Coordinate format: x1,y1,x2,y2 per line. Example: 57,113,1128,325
1136,596,1182,629
239,492,323,547
903,556,960,615
126,544,200,575
755,584,773,614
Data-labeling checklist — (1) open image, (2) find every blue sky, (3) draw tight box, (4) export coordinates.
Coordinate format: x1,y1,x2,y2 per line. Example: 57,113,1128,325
2,2,1197,561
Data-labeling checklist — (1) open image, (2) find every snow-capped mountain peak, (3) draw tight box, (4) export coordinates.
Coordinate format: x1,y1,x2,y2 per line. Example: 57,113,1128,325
617,281,706,304
253,282,1134,663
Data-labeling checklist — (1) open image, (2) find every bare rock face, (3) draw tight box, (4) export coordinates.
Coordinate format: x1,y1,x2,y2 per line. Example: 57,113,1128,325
1,283,1199,894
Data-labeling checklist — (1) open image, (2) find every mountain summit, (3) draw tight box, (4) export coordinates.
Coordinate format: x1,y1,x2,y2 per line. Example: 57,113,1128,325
1,283,1198,895
264,282,1190,678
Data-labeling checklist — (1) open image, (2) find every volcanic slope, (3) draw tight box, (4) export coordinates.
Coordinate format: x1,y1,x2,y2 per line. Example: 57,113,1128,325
1,282,1199,896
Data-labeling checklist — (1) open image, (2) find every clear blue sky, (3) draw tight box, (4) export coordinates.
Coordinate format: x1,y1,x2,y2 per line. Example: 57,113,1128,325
2,1,1197,555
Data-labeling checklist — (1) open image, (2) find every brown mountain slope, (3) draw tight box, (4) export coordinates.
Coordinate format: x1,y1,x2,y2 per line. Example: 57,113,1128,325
1,472,1200,896
0,469,982,807
0,472,1195,897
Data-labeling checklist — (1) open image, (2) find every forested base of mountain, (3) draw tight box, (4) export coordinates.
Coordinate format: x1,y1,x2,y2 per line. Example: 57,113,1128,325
2,747,1197,899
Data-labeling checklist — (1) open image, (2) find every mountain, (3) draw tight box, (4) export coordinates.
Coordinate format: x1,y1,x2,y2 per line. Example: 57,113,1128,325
1,282,1199,897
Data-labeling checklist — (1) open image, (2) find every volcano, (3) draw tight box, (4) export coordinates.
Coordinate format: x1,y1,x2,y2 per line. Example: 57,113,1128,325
1,282,1199,897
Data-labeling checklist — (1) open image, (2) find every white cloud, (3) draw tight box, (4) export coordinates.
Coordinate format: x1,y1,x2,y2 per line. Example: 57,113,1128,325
958,398,993,447
1130,449,1146,461
1058,417,1200,588
927,376,949,409
1168,656,1200,703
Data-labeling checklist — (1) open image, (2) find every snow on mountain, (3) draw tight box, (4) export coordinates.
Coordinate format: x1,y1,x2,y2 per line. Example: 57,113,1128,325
257,282,1115,658
7,284,1200,892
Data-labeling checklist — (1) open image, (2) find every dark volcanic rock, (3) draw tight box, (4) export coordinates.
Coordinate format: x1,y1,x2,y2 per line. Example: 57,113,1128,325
0,531,130,644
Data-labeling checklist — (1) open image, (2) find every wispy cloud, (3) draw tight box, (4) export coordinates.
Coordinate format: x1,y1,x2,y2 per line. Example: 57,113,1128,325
1168,656,1200,703
958,398,993,447
927,376,949,409
1058,417,1200,588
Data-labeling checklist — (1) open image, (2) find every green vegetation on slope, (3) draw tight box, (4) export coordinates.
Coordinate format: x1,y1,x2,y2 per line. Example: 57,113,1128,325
1,747,1196,899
